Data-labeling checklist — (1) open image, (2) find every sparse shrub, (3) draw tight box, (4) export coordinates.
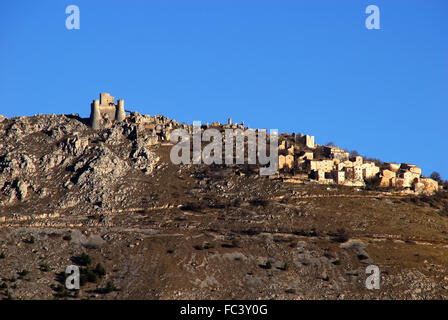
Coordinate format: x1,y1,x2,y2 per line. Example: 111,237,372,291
433,177,447,188
415,191,448,217
55,271,68,285
330,229,350,243
364,157,384,167
193,242,214,250
94,263,106,277
430,172,443,184
439,206,448,217
293,229,319,237
167,249,174,254
79,273,87,287
241,228,261,236
249,199,269,207
364,174,382,190
349,150,359,158
208,202,226,209
357,254,369,261
85,269,98,282
40,264,51,272
203,243,214,250
79,267,99,285
258,261,273,270
180,202,204,212
0,252,5,259
86,270,98,283
223,238,241,248
63,235,72,241
53,284,65,293
232,199,241,207
3,290,13,300
74,253,91,266
78,263,108,285
24,236,35,244
53,284,68,298
104,281,116,293
324,252,335,260
278,263,289,271
18,269,30,277
0,283,7,289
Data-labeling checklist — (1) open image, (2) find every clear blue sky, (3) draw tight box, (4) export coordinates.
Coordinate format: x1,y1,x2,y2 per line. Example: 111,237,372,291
1,0,447,178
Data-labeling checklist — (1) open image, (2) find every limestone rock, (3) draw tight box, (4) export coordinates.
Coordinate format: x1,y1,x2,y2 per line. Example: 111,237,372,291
60,136,89,156
130,141,160,174
40,151,68,172
420,178,439,194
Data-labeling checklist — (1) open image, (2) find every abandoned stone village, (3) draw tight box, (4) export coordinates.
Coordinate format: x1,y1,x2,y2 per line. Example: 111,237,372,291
0,92,447,300
89,93,440,195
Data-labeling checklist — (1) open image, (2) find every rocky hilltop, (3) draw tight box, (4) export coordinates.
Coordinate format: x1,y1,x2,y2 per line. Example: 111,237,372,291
0,110,447,300
0,113,162,213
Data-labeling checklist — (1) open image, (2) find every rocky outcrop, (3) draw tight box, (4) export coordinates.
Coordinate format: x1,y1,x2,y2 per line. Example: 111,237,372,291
130,140,160,174
0,113,161,211
59,136,89,156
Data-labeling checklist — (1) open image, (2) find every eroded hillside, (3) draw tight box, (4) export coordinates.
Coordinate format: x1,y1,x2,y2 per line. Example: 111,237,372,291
0,113,447,300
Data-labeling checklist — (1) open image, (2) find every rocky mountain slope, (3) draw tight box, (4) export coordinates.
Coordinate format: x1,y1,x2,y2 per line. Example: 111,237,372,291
0,113,447,300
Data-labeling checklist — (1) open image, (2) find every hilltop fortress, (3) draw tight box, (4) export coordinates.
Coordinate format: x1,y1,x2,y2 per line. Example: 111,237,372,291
90,93,126,129
88,93,441,194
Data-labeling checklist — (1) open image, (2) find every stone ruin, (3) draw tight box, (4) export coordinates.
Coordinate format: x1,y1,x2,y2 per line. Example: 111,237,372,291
276,137,440,194
90,93,126,129
87,93,440,195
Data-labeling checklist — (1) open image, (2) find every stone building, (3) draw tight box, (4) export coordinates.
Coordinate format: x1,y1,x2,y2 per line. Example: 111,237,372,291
323,146,349,162
90,93,126,129
379,169,396,187
275,136,439,193
295,134,315,149
361,162,380,179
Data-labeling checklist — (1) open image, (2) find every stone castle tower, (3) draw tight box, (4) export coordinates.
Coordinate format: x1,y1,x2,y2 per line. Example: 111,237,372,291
90,93,126,129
